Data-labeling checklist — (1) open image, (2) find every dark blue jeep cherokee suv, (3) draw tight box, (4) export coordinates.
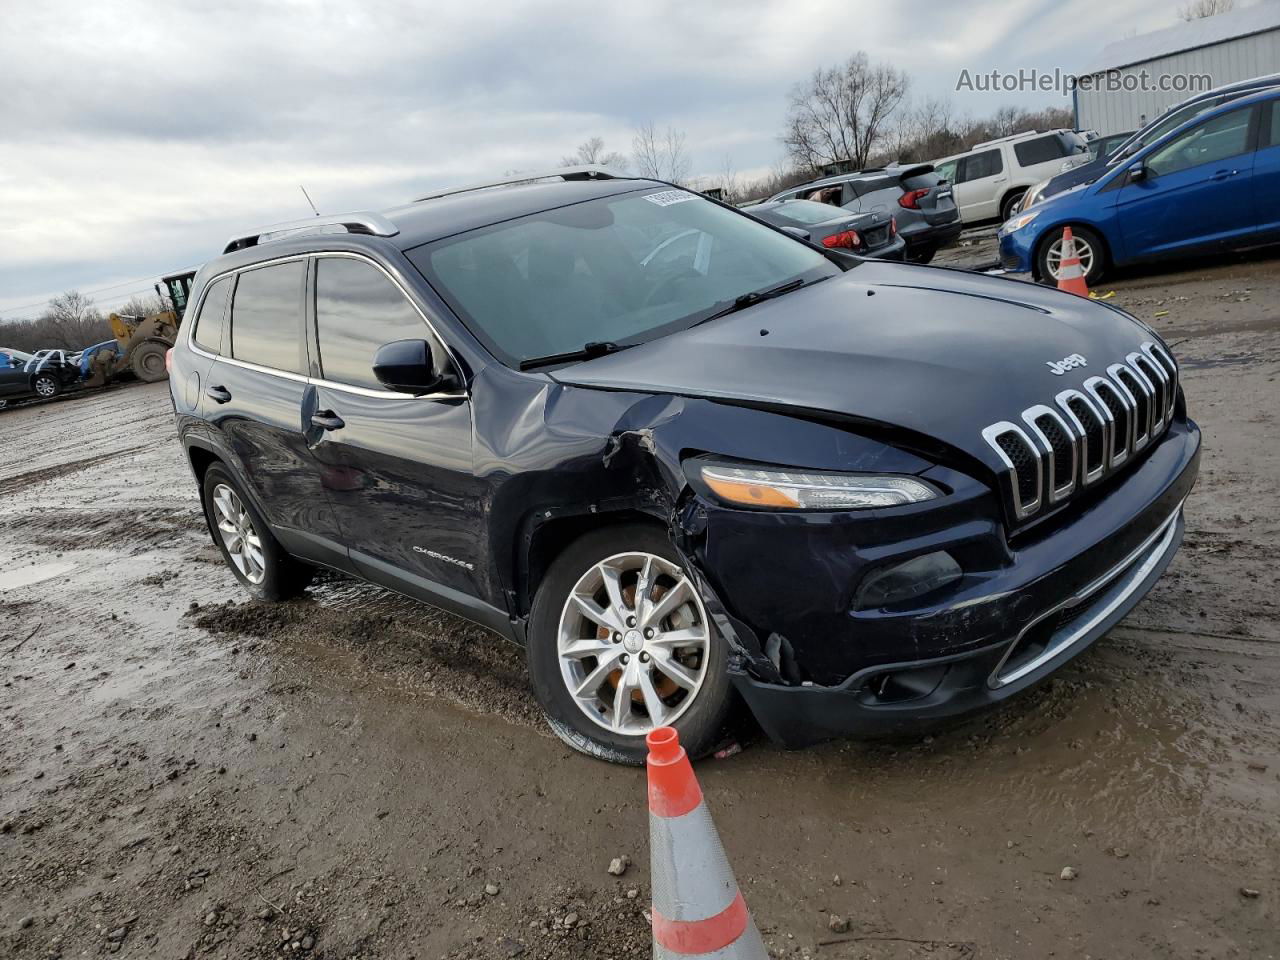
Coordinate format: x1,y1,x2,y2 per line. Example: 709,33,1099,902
170,168,1200,763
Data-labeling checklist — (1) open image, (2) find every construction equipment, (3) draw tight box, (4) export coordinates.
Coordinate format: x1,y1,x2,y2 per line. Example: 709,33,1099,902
88,271,195,386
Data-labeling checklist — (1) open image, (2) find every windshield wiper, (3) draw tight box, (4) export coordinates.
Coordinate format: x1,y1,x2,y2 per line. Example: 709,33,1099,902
694,275,829,327
518,340,631,371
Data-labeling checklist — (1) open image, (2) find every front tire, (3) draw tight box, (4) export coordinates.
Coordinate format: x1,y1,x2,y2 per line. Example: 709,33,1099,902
1000,190,1027,222
201,464,313,600
131,341,169,383
526,524,731,764
1037,225,1106,286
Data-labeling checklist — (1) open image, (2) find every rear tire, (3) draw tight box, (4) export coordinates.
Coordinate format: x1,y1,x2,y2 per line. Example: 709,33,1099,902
33,374,61,399
1036,225,1106,286
526,524,732,765
201,464,314,601
130,341,169,383
1000,190,1027,222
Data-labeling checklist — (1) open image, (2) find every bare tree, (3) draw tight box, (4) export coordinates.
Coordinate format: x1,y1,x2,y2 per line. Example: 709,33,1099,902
782,53,909,172
1179,0,1233,19
39,291,105,350
631,122,692,184
559,136,628,170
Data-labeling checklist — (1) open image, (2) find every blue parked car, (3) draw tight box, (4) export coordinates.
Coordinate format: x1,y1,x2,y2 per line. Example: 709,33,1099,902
1000,87,1280,285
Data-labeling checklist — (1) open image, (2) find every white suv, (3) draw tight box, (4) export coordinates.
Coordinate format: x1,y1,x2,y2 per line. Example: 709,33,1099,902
932,129,1090,223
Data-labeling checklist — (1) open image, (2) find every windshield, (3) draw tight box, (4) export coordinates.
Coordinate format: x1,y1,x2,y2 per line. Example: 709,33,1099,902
1,348,33,363
1108,97,1227,165
409,188,837,366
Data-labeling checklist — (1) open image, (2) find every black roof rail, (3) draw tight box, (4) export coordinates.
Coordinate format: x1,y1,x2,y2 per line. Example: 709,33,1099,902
413,165,622,203
222,212,400,255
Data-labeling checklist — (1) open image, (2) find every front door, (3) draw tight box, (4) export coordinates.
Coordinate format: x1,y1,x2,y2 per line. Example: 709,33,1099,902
304,254,487,621
1115,104,1257,261
0,354,28,397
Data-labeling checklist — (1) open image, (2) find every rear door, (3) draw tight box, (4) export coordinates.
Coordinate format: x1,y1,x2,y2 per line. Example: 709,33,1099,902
1252,98,1280,241
305,254,484,611
1114,104,1258,261
204,258,347,568
952,149,1005,221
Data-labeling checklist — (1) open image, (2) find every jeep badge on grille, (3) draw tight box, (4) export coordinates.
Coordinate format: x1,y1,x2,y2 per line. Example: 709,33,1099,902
1046,353,1087,376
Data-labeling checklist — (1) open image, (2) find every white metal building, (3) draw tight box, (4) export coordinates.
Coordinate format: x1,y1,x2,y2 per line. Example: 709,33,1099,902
1074,1,1280,135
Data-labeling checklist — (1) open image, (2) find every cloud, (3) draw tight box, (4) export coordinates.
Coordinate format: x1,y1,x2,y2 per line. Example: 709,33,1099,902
0,0,1179,317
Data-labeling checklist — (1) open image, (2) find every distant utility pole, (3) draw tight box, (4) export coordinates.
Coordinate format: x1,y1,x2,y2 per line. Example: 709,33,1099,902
300,185,320,217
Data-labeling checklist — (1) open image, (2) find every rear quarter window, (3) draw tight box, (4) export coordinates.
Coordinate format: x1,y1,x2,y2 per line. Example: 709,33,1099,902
1014,135,1069,166
192,276,231,355
229,261,306,374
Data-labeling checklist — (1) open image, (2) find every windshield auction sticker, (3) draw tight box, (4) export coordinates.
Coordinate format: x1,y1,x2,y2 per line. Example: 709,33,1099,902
643,190,694,206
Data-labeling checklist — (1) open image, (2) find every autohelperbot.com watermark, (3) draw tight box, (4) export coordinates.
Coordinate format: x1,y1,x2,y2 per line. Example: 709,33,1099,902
956,68,1213,97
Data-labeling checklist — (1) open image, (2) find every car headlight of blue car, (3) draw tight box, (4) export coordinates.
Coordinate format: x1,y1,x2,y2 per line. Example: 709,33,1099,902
999,210,1040,237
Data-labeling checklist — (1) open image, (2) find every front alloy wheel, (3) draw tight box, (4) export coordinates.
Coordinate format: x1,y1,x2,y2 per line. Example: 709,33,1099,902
211,482,265,584
34,375,59,398
527,525,731,764
558,551,710,735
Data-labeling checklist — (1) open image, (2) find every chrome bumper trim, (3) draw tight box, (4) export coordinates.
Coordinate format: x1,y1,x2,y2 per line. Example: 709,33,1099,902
989,500,1184,689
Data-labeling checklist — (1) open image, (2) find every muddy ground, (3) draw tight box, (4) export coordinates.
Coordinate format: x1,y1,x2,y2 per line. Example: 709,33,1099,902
2,252,1278,960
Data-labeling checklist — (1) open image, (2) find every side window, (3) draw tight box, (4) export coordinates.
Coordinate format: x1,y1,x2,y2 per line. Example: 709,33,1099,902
192,276,231,355
1145,106,1253,178
229,261,306,373
957,150,1003,183
314,257,435,390
1265,100,1280,148
1014,135,1067,166
933,159,958,184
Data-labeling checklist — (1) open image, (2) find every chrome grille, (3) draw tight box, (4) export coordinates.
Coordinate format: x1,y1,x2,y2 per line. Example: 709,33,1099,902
983,341,1178,523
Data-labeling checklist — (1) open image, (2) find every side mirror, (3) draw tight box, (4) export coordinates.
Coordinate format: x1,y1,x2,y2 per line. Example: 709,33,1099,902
780,226,812,242
372,339,448,395
1127,162,1148,182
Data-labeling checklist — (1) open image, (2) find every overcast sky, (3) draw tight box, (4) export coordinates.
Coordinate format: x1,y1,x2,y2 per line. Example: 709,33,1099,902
0,0,1189,319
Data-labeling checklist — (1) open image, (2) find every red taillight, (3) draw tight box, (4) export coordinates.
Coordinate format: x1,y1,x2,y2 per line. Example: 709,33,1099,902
899,188,928,210
165,348,173,373
822,230,861,249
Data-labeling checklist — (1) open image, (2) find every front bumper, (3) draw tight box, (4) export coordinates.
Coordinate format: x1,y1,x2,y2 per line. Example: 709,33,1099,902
704,418,1200,748
998,226,1037,274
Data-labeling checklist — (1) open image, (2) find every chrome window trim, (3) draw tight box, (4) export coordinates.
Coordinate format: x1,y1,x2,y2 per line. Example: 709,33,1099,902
981,421,1042,520
184,251,466,402
1055,388,1106,486
1021,404,1077,503
1083,375,1129,469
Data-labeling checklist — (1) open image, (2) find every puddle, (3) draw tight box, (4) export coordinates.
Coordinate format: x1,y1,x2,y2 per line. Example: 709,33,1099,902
0,559,77,591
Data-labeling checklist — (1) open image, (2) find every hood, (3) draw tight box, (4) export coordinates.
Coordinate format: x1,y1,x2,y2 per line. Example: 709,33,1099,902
549,262,1156,474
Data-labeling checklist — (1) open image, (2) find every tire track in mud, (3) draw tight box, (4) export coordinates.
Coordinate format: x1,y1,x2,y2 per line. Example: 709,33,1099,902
0,444,167,497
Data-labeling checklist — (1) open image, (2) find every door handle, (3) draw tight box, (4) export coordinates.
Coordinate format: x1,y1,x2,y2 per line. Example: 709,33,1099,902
1211,169,1238,181
206,385,232,404
311,410,345,431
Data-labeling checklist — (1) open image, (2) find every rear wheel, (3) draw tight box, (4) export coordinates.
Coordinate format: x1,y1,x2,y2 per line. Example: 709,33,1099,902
33,374,60,399
1037,225,1106,286
526,525,731,764
202,464,313,600
1000,190,1028,222
130,341,169,383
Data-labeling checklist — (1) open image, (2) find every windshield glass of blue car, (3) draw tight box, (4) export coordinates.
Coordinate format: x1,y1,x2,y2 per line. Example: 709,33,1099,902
408,189,838,368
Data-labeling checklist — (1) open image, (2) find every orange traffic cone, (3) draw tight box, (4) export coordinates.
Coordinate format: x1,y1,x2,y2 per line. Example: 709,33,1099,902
1056,226,1090,297
646,727,768,959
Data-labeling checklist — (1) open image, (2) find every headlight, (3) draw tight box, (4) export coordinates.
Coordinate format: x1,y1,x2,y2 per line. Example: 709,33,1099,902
699,463,937,510
1002,210,1040,235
